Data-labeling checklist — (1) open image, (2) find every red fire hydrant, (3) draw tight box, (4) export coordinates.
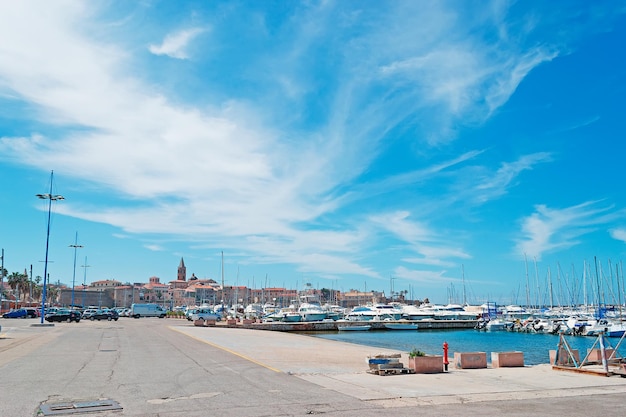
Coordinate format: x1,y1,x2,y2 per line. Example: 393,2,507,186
443,342,449,371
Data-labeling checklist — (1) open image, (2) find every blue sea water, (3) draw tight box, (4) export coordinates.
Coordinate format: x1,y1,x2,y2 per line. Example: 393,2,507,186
309,329,619,365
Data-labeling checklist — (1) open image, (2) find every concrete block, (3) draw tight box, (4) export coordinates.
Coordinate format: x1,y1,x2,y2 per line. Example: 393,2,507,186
491,351,524,368
549,348,579,366
408,355,444,373
454,352,487,369
586,348,614,362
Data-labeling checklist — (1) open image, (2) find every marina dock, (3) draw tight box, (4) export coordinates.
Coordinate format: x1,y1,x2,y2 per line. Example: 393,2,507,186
218,318,479,331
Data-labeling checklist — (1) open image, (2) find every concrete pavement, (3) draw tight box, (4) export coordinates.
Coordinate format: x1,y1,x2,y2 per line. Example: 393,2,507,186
1,318,626,416
172,324,626,407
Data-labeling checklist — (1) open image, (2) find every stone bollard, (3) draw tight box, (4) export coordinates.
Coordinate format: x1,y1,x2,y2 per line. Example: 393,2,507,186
586,348,614,362
549,348,579,366
491,351,524,368
454,352,487,369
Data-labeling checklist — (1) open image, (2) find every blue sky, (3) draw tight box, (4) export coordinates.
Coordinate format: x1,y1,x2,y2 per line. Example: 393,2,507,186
1,1,625,305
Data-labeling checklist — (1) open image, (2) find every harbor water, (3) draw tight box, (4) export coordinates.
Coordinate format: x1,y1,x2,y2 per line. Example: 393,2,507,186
310,328,622,365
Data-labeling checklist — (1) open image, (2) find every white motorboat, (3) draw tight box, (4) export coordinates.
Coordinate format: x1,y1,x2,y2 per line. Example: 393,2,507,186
345,304,403,321
297,293,328,322
582,319,626,337
337,322,371,331
383,322,419,330
298,303,327,322
475,317,513,331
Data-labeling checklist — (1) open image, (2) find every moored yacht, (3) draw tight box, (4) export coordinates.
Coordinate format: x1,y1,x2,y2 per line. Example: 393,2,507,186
345,304,403,321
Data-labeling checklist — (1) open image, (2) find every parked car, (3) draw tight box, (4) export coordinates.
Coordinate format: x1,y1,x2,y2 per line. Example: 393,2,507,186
82,309,117,321
45,309,81,323
112,307,126,317
24,308,39,318
190,308,220,322
185,308,197,320
2,308,29,318
45,307,60,316
107,310,119,320
81,308,98,319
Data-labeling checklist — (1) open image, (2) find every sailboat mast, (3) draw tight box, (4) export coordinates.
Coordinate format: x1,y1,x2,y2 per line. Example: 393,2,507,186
533,257,540,309
615,262,622,319
524,254,530,309
462,264,467,305
583,260,588,309
548,266,554,309
594,256,601,317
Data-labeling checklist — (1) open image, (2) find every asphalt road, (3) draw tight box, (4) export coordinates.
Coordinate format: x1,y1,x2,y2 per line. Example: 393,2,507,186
1,318,625,417
1,318,374,416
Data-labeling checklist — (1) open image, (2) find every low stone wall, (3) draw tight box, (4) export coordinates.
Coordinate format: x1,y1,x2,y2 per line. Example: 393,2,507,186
409,355,444,373
549,348,579,366
454,352,487,369
586,348,614,362
491,351,524,368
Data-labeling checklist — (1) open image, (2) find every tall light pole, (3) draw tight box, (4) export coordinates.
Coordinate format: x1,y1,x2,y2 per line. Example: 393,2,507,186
36,170,64,324
81,257,90,308
1,248,4,302
69,232,83,309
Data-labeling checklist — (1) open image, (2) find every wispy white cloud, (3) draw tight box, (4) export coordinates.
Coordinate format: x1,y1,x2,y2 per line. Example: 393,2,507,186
149,27,206,59
471,152,553,203
515,202,619,259
144,244,165,251
483,49,558,116
402,257,456,268
609,228,626,243
0,1,614,287
370,211,470,267
359,150,484,199
550,115,601,134
368,4,558,145
393,266,455,285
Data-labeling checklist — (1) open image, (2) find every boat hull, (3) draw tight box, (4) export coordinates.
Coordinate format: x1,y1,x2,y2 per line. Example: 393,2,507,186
384,323,419,330
338,325,371,331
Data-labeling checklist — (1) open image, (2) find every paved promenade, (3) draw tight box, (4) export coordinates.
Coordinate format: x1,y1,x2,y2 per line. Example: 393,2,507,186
174,324,626,406
1,318,625,416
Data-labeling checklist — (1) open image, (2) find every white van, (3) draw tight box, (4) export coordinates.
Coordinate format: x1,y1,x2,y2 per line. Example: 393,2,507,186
130,303,167,318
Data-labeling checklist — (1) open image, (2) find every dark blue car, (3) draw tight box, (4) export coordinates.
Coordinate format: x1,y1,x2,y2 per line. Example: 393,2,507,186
2,308,28,318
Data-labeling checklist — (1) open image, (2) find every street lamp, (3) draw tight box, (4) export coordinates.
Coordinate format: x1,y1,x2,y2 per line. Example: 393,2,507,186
81,257,90,308
69,232,83,309
36,170,64,324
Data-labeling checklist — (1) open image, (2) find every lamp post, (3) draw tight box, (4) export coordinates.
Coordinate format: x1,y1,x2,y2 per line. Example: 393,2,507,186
81,257,90,308
1,248,4,302
69,232,83,309
36,170,64,324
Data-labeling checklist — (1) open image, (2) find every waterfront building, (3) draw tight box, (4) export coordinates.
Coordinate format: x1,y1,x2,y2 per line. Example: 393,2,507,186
339,289,385,309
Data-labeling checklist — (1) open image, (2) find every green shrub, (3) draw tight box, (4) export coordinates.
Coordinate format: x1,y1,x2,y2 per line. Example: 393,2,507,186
409,347,426,357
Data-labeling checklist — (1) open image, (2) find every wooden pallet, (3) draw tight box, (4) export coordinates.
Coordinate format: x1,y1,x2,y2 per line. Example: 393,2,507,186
367,362,415,375
367,367,415,376
611,364,626,378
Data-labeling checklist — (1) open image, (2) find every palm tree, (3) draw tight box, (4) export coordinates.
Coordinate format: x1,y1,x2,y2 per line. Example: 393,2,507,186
7,272,28,304
32,276,43,302
0,267,7,298
47,285,60,305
